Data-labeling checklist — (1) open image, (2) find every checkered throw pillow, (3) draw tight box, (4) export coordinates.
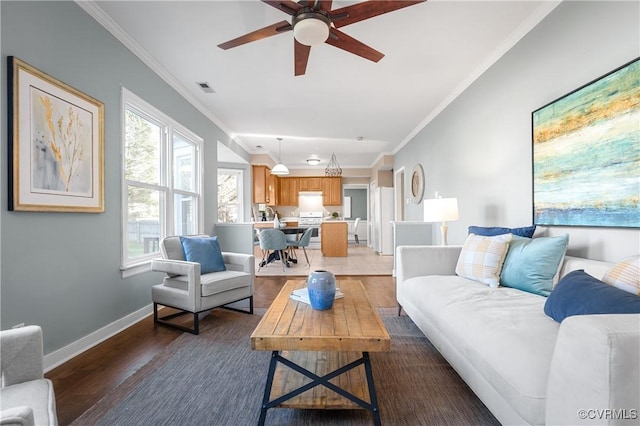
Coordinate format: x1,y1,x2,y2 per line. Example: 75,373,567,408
455,233,512,288
603,255,640,295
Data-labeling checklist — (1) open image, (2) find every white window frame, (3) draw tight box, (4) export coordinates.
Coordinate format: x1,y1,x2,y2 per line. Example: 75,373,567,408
217,168,245,223
120,88,204,277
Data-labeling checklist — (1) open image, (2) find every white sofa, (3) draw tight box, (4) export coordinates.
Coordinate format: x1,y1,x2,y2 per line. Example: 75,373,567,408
396,245,640,425
0,325,58,426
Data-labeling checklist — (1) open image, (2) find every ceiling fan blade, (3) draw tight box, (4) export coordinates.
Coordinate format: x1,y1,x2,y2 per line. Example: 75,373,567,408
262,0,303,16
330,0,425,28
325,28,384,63
294,40,311,76
316,0,333,12
218,20,291,50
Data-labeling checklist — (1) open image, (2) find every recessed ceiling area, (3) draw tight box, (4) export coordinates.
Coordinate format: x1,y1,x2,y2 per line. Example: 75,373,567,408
89,0,558,169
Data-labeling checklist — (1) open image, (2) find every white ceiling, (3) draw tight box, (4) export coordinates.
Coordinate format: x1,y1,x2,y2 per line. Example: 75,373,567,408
88,0,558,170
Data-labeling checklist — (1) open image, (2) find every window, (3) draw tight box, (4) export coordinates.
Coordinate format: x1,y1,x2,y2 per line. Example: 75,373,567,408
218,168,244,223
121,89,202,273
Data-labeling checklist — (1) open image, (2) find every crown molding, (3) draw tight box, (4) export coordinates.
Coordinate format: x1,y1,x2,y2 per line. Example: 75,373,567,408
74,0,251,154
394,0,563,154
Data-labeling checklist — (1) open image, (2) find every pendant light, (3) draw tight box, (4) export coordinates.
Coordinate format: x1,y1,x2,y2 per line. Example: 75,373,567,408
271,138,289,175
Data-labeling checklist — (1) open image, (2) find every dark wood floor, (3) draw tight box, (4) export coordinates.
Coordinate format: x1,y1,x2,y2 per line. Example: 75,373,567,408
46,275,396,426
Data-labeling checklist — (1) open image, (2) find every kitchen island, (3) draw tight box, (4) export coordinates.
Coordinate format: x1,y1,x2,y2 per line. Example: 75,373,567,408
320,221,348,257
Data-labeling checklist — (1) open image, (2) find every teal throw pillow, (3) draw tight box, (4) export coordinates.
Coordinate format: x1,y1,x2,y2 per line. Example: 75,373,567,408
500,234,569,296
180,236,226,274
544,270,640,323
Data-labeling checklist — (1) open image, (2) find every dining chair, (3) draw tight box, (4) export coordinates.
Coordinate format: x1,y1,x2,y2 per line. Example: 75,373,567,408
348,217,361,244
286,227,314,266
258,229,288,271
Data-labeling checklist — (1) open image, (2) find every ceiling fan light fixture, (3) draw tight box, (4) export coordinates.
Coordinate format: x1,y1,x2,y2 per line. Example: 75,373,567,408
293,13,330,46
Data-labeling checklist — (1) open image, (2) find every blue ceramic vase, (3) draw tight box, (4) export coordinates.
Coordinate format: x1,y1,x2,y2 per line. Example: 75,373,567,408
307,270,336,310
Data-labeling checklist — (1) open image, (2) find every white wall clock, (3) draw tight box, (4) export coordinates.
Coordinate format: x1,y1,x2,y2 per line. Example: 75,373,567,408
410,164,425,204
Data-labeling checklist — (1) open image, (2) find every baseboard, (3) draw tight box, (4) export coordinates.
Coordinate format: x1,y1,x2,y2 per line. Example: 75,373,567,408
43,304,153,372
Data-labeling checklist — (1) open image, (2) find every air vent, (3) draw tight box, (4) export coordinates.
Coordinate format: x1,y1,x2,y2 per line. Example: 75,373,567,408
196,82,215,93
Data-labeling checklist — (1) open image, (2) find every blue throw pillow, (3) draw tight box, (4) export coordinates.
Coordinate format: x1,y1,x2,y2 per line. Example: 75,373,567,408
544,270,640,323
180,236,226,274
500,234,568,296
468,225,536,238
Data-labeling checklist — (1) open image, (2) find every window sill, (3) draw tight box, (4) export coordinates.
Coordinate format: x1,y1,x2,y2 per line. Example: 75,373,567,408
120,260,154,279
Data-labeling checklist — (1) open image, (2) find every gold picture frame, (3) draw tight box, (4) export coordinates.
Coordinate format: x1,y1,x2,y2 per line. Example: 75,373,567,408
8,57,104,212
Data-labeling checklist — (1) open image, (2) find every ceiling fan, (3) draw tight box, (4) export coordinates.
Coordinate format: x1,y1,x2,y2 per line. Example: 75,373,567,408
218,0,426,76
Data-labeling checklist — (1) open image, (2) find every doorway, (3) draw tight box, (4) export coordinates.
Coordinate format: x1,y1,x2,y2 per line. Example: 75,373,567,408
394,167,405,221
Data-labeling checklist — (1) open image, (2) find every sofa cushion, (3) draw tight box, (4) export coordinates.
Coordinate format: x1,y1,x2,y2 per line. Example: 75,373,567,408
455,233,512,287
402,275,556,425
163,270,251,297
180,236,226,274
544,270,640,323
0,379,57,426
468,225,536,238
500,234,569,296
602,255,640,295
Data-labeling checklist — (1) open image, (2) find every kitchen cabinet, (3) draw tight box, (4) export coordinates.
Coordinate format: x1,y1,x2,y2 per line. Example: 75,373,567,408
322,177,342,206
252,165,278,205
278,177,299,206
299,177,323,191
267,173,278,206
252,165,270,204
321,221,348,257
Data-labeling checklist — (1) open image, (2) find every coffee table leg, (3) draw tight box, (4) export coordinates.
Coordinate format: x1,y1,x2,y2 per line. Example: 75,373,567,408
258,351,279,426
363,352,382,426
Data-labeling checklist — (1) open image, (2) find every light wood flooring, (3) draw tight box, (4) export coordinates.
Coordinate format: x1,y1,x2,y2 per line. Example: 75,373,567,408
46,275,397,426
255,244,393,276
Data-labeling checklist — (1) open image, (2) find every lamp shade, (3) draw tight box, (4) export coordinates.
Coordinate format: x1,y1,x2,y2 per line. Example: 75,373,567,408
293,17,330,46
271,163,289,175
424,198,459,222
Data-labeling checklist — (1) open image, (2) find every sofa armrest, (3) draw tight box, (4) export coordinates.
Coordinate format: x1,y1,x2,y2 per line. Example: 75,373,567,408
0,407,34,426
546,314,640,425
0,326,44,387
222,252,255,276
396,245,462,285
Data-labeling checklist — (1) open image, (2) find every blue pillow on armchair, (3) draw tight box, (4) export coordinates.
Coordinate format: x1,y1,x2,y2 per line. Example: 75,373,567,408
180,236,226,274
468,225,536,238
544,270,640,323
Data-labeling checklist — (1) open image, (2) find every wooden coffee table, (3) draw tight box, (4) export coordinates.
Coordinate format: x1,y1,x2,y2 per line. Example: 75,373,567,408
251,279,391,425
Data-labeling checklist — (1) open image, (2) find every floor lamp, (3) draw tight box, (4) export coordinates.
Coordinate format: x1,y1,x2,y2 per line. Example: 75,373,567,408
424,198,459,245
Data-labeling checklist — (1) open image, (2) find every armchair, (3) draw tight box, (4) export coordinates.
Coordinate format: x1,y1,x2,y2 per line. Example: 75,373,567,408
1,325,58,426
151,235,254,335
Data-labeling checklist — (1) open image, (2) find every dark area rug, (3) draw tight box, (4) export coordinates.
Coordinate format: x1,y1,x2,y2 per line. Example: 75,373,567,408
71,310,499,425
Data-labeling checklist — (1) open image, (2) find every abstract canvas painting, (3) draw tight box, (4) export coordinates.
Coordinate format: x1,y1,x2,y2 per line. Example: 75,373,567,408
532,58,640,228
8,57,104,212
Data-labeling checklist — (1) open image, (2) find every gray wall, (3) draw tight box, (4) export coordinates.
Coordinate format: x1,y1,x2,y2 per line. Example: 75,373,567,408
344,188,368,220
0,1,248,353
395,1,640,262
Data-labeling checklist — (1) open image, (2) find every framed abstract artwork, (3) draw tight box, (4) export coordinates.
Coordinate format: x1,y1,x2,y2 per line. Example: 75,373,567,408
8,57,104,212
532,57,639,228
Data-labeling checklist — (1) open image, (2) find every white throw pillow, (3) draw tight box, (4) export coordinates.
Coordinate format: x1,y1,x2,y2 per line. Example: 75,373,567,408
602,255,640,295
455,233,512,288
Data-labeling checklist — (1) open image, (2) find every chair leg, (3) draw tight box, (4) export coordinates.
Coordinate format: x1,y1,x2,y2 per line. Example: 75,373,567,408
302,246,310,265
355,234,359,244
280,250,286,271
154,303,200,335
221,296,254,315
258,250,268,271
